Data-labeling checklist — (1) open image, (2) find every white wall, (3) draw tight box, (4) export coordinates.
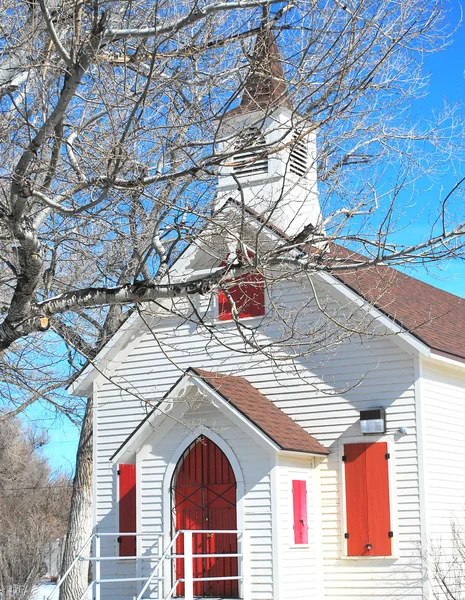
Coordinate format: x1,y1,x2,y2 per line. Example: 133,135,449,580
92,277,423,600
421,358,465,598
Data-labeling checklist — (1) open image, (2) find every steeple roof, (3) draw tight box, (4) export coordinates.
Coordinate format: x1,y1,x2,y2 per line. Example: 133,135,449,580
229,23,292,116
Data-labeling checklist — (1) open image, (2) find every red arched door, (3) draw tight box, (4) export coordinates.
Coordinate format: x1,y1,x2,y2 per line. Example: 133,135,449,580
172,436,238,598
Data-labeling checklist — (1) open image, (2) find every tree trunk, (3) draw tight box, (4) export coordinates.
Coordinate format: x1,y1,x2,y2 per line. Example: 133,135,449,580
60,397,93,600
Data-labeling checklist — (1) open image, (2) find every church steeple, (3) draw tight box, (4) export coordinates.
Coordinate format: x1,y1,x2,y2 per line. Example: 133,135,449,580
215,20,321,238
229,22,292,116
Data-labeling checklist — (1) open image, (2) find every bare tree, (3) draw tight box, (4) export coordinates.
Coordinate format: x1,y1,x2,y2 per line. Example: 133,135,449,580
0,418,71,600
0,0,463,598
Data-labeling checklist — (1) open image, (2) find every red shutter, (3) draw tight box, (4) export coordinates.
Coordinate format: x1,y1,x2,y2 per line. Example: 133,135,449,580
344,443,391,557
218,273,265,321
365,443,391,556
344,444,370,556
292,480,308,544
119,464,136,556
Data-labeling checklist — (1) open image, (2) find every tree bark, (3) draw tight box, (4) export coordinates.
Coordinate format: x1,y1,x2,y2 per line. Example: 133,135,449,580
60,397,93,600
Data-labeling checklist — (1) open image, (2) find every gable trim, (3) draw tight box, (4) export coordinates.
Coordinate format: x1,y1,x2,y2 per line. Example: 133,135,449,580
111,369,327,464
110,372,281,464
319,271,432,359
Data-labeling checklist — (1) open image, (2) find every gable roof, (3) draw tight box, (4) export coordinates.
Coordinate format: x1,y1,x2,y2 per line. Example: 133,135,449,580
111,367,328,461
69,203,465,397
215,201,465,363
322,244,465,363
190,368,328,455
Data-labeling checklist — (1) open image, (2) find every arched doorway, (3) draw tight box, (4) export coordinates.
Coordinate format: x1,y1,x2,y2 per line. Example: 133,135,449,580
172,436,238,598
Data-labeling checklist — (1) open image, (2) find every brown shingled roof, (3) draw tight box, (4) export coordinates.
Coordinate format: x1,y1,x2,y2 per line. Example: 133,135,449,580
325,245,465,362
189,367,328,455
227,24,292,117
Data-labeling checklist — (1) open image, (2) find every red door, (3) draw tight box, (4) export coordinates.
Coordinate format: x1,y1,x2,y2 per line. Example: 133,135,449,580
172,437,238,598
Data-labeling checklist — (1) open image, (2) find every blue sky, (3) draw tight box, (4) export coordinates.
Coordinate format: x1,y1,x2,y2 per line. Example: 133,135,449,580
38,4,465,473
400,2,465,298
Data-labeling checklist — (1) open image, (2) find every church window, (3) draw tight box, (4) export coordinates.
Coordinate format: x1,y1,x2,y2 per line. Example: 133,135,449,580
218,250,265,320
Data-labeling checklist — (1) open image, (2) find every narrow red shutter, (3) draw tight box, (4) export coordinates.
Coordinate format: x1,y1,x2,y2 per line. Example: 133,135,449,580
344,443,392,557
292,480,308,544
365,442,391,556
119,464,136,556
344,444,369,556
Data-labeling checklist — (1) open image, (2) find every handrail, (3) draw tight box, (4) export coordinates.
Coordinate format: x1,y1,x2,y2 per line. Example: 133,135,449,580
135,531,181,600
47,534,94,600
46,528,245,600
164,580,181,600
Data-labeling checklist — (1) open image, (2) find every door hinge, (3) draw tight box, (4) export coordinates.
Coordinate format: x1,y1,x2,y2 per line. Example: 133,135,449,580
344,533,349,539
385,453,390,460
388,531,394,538
117,536,121,543
117,469,120,475
342,455,347,461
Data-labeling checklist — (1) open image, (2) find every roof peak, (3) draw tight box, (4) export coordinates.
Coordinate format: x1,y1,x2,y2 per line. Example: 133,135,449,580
231,23,292,116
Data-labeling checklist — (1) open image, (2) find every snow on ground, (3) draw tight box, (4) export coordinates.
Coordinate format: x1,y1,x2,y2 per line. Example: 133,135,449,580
30,582,56,600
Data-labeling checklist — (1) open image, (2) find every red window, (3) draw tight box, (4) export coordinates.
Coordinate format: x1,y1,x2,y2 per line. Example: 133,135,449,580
118,464,136,556
218,249,265,321
344,442,392,557
292,479,308,544
218,273,265,320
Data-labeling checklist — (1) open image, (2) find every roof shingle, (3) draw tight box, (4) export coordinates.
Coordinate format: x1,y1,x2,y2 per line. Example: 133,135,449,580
190,367,328,455
325,245,465,362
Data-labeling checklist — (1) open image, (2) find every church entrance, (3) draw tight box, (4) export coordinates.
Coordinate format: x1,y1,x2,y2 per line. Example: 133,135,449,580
172,436,238,598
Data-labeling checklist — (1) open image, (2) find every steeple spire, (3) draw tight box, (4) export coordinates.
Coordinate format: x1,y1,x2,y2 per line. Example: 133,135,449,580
215,16,321,237
233,22,292,115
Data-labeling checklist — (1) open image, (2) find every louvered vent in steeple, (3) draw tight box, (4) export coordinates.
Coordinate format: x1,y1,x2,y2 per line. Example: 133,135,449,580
289,131,307,177
233,127,268,177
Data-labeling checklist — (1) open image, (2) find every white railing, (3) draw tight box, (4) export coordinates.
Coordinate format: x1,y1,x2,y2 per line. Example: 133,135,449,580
135,531,180,600
174,530,248,600
48,529,248,600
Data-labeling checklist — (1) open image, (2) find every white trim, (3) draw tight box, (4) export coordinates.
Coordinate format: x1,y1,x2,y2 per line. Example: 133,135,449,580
92,383,98,535
135,458,143,592
429,352,465,371
416,357,430,599
280,449,326,459
161,429,245,597
313,458,324,600
339,434,399,560
112,373,283,465
270,461,281,600
69,311,141,396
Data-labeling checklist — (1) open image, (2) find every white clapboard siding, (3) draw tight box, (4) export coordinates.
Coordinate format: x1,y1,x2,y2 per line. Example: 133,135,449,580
421,358,465,597
93,277,422,600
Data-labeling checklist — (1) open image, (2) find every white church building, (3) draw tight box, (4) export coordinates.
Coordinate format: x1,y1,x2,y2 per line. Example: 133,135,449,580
69,24,465,600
